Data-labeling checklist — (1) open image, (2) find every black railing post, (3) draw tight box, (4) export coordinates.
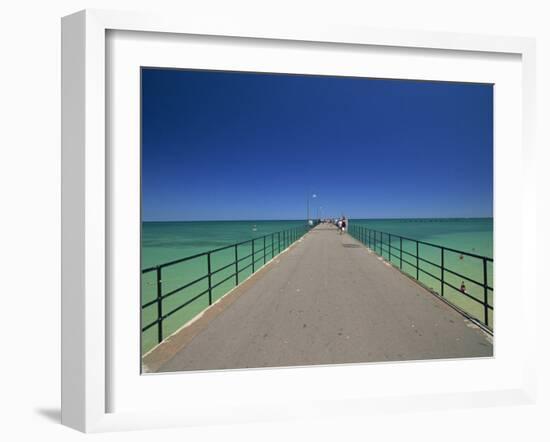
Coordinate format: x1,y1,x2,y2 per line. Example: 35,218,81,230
156,266,163,343
400,237,403,269
263,236,266,264
272,233,274,258
252,240,255,273
440,248,444,297
416,241,419,280
234,244,239,285
278,232,281,253
388,233,392,261
483,258,489,326
207,252,212,305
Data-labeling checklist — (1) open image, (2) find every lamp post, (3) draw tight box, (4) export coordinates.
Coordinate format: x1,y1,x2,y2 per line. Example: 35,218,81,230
307,193,317,226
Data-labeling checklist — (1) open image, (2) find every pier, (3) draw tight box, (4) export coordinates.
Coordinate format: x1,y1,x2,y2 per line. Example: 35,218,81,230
143,224,493,372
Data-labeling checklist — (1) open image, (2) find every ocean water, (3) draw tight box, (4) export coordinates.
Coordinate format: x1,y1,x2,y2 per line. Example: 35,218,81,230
141,218,493,354
141,220,307,269
350,218,492,258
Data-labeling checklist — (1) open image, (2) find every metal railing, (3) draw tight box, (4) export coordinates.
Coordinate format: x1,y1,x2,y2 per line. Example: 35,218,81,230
141,224,311,348
348,224,493,331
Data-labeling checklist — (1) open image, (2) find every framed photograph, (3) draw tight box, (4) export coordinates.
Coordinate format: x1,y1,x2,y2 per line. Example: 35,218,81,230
61,9,537,432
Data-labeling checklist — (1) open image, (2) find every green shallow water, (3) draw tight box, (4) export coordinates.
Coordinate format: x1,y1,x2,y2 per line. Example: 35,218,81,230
141,218,493,355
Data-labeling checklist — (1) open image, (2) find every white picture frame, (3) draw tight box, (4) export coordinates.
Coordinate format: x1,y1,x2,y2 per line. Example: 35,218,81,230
61,9,537,433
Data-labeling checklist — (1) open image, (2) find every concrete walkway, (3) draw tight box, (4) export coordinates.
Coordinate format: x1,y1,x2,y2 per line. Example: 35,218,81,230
148,224,492,372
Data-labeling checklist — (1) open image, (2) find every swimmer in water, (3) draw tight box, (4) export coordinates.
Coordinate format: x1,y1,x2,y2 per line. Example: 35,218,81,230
460,281,466,293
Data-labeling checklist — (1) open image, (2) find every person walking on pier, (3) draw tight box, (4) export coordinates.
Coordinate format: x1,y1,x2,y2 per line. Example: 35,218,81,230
341,216,347,234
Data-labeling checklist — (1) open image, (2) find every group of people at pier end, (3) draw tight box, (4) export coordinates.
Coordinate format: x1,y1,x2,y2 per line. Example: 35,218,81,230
335,216,347,234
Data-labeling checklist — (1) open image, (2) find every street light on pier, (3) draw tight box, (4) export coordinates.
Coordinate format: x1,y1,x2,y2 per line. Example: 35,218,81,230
307,193,317,226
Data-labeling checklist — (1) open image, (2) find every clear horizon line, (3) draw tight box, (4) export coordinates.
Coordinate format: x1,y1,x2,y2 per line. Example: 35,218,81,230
142,216,494,223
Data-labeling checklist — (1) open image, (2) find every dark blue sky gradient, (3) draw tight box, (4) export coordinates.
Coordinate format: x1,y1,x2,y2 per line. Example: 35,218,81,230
142,69,493,221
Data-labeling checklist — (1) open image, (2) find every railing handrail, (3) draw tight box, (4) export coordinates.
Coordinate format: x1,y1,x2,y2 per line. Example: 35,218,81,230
141,223,314,348
347,223,493,331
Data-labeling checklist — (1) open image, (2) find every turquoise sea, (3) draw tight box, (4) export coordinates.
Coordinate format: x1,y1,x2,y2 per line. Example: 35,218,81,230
141,218,493,354
142,220,307,270
350,218,492,258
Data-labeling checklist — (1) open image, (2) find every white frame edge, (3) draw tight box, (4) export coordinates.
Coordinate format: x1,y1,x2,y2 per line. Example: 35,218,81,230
62,10,106,432
61,9,537,433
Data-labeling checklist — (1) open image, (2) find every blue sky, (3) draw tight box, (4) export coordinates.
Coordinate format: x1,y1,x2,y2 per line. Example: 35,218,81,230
142,68,493,221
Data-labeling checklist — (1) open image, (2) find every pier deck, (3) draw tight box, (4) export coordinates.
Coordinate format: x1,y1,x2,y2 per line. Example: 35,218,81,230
144,224,492,372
